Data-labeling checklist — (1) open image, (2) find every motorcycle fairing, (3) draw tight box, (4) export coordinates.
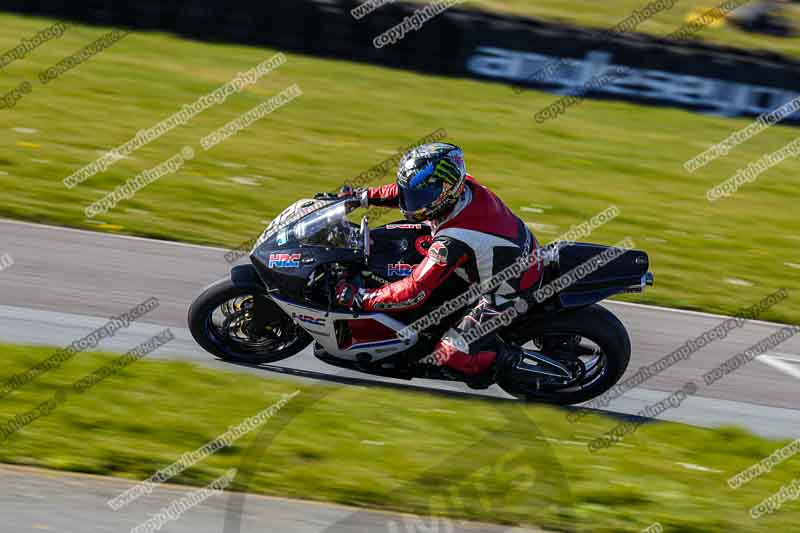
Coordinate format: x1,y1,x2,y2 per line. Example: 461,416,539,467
269,294,419,361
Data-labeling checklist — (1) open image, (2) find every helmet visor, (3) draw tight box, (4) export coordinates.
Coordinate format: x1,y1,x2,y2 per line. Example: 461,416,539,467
399,180,444,216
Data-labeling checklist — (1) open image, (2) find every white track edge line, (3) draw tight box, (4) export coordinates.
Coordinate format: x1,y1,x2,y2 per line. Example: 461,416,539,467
757,354,800,380
604,300,789,329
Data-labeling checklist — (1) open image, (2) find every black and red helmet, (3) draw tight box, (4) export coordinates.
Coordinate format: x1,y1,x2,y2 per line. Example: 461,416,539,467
396,143,467,222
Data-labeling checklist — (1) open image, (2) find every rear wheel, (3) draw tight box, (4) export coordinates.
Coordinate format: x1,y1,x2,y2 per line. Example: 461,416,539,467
188,277,311,364
498,304,630,405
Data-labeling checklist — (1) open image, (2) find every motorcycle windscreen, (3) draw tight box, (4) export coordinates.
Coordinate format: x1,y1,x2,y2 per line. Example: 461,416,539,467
294,203,361,249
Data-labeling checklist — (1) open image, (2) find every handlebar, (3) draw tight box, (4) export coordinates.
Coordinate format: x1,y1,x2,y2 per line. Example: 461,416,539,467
314,184,357,202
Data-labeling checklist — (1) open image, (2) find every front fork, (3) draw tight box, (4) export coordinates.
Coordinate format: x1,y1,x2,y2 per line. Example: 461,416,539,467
245,293,282,337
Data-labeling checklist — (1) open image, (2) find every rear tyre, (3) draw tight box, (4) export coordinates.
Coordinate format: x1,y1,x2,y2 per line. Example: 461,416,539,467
188,277,311,364
498,304,631,405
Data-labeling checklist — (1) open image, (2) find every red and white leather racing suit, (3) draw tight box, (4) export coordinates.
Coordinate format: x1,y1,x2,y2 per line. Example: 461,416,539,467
360,175,543,376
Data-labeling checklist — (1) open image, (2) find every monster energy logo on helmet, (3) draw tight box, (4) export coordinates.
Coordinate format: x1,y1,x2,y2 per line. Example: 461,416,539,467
397,142,467,222
433,158,462,184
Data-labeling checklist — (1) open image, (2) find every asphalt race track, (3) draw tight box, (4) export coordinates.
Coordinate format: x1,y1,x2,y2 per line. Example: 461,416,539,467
1,218,799,532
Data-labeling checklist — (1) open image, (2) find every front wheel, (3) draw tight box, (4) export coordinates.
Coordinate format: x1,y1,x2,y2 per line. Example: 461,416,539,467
498,304,631,405
188,276,311,364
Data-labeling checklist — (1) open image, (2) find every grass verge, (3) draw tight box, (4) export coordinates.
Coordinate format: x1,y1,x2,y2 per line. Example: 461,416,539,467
0,13,798,323
0,342,797,533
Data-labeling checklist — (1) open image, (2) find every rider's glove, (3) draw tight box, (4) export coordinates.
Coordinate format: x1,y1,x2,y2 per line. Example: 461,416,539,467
335,280,364,310
337,185,368,210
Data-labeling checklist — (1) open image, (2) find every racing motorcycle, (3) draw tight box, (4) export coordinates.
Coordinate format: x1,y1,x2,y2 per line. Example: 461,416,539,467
188,195,653,405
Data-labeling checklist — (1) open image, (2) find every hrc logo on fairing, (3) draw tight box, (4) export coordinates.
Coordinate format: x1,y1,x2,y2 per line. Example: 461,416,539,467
292,313,325,326
388,263,414,277
269,253,301,268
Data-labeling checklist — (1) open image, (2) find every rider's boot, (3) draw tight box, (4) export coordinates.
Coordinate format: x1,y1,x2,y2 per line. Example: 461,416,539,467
464,344,525,390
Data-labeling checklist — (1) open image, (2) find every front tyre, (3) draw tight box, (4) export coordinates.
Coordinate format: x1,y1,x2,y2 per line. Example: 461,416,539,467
188,276,311,364
499,304,631,405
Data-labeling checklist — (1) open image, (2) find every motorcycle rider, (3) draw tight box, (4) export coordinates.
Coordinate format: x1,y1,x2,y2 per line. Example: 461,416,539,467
334,143,543,386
